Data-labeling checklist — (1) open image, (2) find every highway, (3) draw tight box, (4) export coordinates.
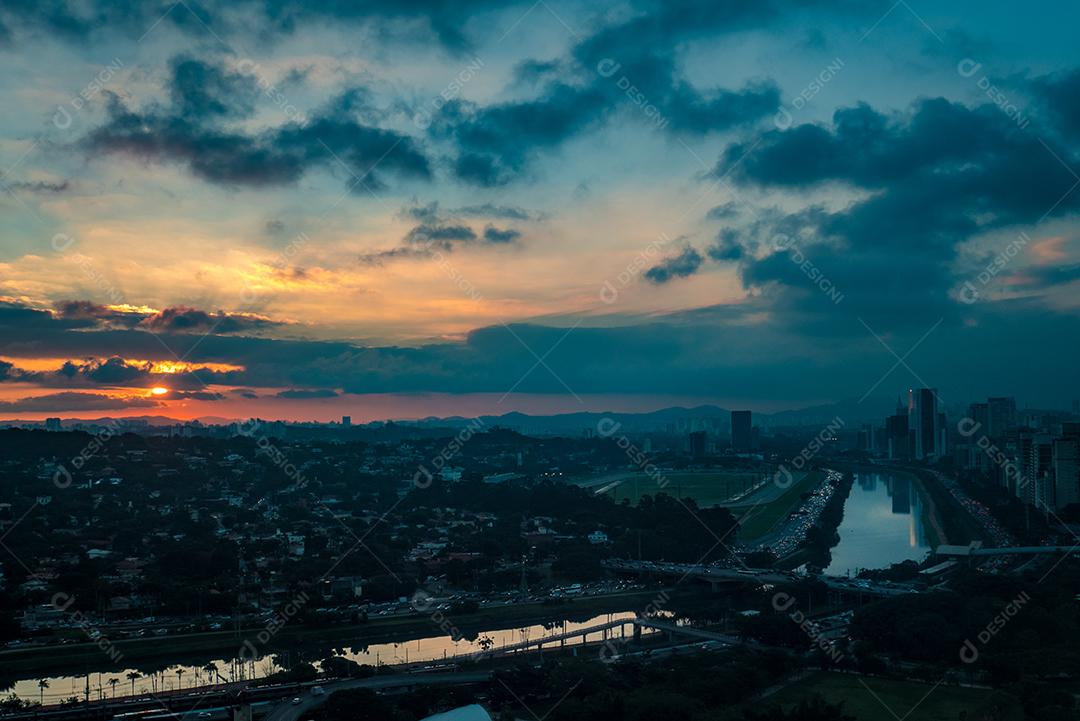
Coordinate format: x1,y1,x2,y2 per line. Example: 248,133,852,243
602,559,918,597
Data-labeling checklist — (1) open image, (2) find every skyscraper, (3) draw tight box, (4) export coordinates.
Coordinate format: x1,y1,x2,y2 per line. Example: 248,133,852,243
1053,423,1080,510
342,415,351,427
730,411,752,453
688,431,707,458
909,388,940,460
987,397,1017,439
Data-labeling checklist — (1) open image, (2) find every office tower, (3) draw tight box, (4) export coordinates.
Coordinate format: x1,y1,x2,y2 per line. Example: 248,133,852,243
1053,423,1080,510
969,402,989,432
886,410,910,460
342,415,351,427
909,388,940,460
987,397,1017,439
938,411,948,458
45,417,62,431
730,411,752,453
1017,430,1053,506
688,431,707,458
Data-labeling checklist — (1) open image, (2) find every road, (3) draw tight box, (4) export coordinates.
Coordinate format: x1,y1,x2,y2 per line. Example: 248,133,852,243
264,673,491,721
603,559,917,597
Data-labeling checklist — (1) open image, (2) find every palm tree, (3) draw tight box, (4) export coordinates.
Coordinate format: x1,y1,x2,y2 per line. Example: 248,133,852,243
176,669,185,690
108,678,119,699
127,672,140,696
203,663,218,685
38,679,49,705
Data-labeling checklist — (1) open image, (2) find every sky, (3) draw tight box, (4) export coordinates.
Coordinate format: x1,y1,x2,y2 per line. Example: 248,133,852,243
1,0,1079,421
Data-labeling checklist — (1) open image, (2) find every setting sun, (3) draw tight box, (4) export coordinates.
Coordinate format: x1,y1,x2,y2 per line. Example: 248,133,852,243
150,386,169,396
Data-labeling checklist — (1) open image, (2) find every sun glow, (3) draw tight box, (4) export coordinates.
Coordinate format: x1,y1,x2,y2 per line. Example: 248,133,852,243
150,386,169,396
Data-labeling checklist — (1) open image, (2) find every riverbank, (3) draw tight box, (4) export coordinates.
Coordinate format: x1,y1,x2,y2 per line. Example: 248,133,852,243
0,590,664,679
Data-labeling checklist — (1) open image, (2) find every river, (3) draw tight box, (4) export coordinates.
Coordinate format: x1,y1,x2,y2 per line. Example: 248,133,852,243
824,470,934,577
4,612,645,705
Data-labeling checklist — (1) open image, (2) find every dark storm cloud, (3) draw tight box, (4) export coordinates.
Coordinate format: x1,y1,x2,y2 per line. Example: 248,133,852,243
482,225,520,244
169,55,258,120
706,229,744,261
1031,68,1080,140
645,247,704,284
0,392,161,413
0,359,37,383
276,388,339,399
361,219,519,263
53,300,144,328
403,223,477,247
706,201,738,220
139,306,281,334
82,81,431,191
711,95,1080,331
0,0,512,49
438,84,611,186
427,0,871,184
2,297,1080,406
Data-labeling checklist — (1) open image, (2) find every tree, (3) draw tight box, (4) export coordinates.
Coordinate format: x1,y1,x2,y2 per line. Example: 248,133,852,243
127,673,140,696
176,669,185,690
108,678,119,699
37,680,48,706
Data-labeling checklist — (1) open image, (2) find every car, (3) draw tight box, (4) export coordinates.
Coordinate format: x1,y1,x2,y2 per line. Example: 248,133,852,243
291,698,302,705
310,686,325,696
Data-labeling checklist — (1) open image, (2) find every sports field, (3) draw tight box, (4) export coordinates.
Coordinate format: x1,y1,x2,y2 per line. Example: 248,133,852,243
764,672,1024,721
733,469,821,541
572,470,767,507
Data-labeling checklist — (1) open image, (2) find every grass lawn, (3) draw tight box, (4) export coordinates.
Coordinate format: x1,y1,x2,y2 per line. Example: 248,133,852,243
764,672,1025,721
736,470,822,541
577,471,767,507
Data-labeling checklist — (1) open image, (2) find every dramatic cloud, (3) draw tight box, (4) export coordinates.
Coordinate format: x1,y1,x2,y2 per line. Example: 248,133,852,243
169,55,258,120
138,306,281,334
0,392,161,413
645,247,704,284
706,229,744,261
713,96,1080,330
82,77,431,191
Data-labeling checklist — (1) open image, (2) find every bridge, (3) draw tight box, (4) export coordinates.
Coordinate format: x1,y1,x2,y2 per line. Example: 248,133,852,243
935,543,1080,558
602,559,917,597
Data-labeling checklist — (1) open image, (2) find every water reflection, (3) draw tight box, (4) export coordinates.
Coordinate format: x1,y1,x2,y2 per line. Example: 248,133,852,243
825,472,931,577
5,612,642,705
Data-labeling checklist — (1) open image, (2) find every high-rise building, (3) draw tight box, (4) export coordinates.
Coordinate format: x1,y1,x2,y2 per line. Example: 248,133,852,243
909,388,940,460
342,415,351,428
45,417,62,431
1017,430,1053,507
1053,423,1080,510
730,411,752,453
688,431,707,458
987,397,1017,439
886,406,910,460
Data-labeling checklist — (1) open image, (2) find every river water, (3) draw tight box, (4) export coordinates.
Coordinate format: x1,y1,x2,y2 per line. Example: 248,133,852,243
824,471,933,577
4,612,644,705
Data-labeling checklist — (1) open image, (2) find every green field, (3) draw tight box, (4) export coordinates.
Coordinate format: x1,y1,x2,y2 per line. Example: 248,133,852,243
573,471,767,507
734,469,822,541
764,672,1024,721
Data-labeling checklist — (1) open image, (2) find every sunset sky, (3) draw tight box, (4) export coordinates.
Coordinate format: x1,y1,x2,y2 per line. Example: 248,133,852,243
1,0,1079,421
